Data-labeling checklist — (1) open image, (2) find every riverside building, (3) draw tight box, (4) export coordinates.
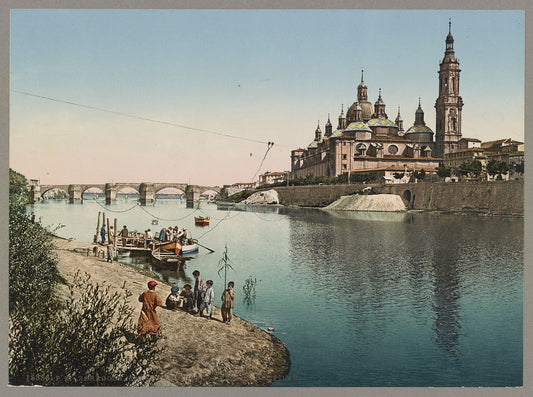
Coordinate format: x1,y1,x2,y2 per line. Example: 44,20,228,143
290,22,476,181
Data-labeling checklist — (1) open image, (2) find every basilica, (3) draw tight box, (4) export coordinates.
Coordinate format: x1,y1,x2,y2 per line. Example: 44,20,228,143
290,22,471,181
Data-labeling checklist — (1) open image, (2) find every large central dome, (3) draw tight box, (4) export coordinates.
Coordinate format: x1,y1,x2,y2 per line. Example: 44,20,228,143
347,101,374,122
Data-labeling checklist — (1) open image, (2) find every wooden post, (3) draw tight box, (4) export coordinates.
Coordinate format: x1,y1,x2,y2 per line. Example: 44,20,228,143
113,218,118,261
95,211,101,244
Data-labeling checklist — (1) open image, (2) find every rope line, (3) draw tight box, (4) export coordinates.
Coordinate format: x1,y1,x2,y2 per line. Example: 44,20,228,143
196,209,240,240
137,205,201,222
12,90,292,148
91,198,140,213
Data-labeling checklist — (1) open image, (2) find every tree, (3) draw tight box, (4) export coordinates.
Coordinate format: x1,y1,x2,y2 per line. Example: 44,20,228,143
457,160,483,179
393,172,404,180
513,161,524,175
487,160,509,179
413,169,426,180
436,166,452,178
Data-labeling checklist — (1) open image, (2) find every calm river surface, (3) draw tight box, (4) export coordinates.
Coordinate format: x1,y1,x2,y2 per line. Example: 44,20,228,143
29,198,523,387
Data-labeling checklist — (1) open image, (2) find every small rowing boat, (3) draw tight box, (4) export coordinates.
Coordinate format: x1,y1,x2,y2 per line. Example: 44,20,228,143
151,248,186,271
195,216,210,226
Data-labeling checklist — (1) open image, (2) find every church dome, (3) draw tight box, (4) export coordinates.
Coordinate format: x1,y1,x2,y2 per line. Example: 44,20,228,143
367,118,397,127
307,140,318,149
405,125,434,134
330,129,344,138
347,101,374,121
345,122,372,132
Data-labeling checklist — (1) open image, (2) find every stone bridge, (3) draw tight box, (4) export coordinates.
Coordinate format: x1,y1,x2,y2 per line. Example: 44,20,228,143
30,182,226,208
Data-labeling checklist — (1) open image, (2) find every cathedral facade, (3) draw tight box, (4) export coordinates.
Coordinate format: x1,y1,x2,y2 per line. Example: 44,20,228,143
290,22,468,181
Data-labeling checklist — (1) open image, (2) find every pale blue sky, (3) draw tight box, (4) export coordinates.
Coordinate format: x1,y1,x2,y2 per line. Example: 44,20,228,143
9,9,524,186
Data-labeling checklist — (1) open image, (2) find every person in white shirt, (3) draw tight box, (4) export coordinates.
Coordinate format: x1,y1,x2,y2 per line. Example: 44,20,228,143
199,280,215,319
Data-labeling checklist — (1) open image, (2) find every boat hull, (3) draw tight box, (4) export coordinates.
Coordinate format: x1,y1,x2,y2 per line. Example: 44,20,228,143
195,217,210,226
157,240,199,254
151,250,185,271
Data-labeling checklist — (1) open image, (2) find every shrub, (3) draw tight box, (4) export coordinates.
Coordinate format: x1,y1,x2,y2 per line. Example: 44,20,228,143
9,271,163,386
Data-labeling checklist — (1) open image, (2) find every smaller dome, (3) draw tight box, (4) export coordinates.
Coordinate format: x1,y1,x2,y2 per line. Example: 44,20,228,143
345,122,372,132
368,118,396,127
405,125,434,134
330,129,344,138
446,32,454,44
307,140,318,149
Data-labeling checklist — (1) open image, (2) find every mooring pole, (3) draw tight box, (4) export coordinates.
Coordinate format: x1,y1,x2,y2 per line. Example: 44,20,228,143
113,218,118,261
95,211,101,243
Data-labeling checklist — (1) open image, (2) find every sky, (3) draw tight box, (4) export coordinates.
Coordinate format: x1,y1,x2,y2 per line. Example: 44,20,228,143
9,9,524,187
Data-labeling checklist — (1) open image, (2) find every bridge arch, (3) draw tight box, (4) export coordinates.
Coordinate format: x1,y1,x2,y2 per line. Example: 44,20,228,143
41,187,69,199
155,186,186,195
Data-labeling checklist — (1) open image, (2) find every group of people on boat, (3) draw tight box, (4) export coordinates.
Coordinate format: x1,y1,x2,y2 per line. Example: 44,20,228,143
137,270,236,337
158,225,188,244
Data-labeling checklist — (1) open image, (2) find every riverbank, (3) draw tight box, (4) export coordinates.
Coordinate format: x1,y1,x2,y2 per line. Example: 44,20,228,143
254,180,523,216
52,237,291,386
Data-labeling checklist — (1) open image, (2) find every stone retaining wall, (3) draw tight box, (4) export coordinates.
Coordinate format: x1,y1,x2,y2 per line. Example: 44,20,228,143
272,180,523,216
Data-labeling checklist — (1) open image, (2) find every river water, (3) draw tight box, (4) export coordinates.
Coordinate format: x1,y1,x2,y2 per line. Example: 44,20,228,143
28,198,523,387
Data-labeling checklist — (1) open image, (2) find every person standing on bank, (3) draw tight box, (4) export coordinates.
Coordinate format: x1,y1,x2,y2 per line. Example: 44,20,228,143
193,270,207,312
109,225,115,244
199,280,214,319
100,224,106,244
138,280,163,336
121,225,128,247
106,242,115,262
221,281,235,324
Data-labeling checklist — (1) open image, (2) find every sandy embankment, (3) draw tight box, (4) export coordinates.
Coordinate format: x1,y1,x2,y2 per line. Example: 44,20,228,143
53,238,290,386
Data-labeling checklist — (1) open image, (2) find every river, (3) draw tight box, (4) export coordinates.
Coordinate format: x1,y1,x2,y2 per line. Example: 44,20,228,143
28,198,523,387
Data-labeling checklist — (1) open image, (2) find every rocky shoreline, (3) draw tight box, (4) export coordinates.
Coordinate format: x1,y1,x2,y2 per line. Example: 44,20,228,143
52,238,291,386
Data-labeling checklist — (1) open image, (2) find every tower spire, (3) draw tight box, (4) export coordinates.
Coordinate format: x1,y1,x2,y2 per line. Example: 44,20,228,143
361,69,364,83
449,18,451,34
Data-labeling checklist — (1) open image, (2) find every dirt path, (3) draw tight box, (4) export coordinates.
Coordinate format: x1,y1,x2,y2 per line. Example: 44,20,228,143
53,238,290,386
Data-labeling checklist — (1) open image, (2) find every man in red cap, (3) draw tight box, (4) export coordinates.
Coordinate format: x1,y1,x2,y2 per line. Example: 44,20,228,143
138,280,163,336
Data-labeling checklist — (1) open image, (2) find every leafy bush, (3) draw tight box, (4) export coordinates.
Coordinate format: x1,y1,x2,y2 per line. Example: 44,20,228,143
9,271,162,386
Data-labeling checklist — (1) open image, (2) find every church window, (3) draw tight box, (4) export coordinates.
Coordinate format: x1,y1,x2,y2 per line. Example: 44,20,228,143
388,145,399,155
342,154,347,160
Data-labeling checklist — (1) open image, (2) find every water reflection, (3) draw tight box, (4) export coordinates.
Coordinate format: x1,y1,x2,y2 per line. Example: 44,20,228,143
431,237,462,360
322,209,408,222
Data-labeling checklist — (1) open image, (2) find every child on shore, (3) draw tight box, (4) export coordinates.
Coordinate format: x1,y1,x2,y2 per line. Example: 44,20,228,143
179,284,194,312
165,286,180,310
221,281,235,324
198,280,214,319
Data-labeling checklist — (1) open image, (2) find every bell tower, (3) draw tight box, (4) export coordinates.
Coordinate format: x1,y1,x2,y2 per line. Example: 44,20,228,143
435,20,464,157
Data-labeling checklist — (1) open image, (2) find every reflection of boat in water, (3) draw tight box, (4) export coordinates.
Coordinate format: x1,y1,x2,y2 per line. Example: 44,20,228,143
322,209,407,223
151,248,186,270
195,216,210,226
157,240,199,254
